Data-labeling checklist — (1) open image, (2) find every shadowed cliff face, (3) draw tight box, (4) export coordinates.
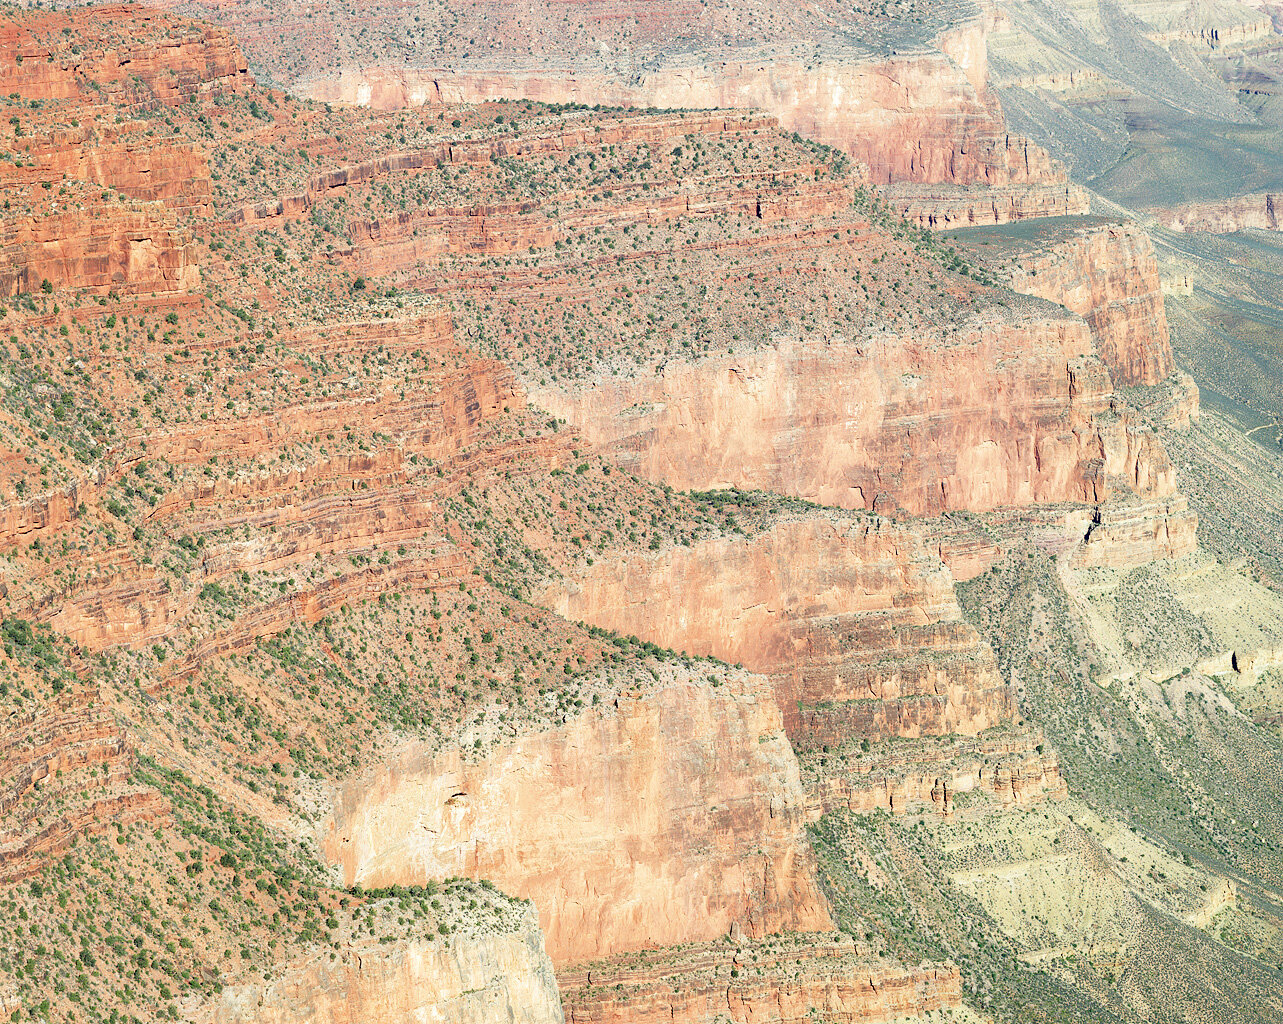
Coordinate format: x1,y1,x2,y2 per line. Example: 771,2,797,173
323,667,833,964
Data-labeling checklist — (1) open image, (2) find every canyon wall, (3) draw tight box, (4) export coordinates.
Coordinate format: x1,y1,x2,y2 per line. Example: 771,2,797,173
322,667,832,965
0,4,249,107
0,199,198,296
201,909,564,1024
1003,223,1173,386
1157,192,1283,233
529,309,1176,517
20,341,521,650
0,691,166,881
886,180,1090,229
10,129,213,214
558,938,963,1024
542,517,1010,748
1073,495,1199,567
229,111,785,230
297,19,1077,207
804,732,1067,818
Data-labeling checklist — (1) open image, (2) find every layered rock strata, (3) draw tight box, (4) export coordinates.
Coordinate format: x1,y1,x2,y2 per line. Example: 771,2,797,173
9,127,213,214
200,908,565,1024
0,3,249,107
1001,222,1173,386
531,309,1176,517
543,517,1010,749
802,731,1067,817
1157,192,1283,233
322,667,832,964
228,112,785,231
886,181,1089,228
0,691,165,881
290,16,1076,206
0,197,199,296
1074,495,1200,568
558,936,963,1024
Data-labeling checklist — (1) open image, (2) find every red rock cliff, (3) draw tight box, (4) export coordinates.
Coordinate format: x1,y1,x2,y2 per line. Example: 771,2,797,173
543,517,1010,749
0,194,198,296
322,667,833,965
530,309,1176,516
0,3,249,107
1000,223,1173,386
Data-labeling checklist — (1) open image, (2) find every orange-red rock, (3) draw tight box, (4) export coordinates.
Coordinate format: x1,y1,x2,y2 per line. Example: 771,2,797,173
543,517,1010,748
803,731,1067,817
0,197,198,296
531,309,1176,516
0,3,249,107
1002,223,1172,386
322,667,833,965
559,937,963,1024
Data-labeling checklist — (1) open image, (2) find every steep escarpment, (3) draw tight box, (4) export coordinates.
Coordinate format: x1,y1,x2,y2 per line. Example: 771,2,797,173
543,516,1010,748
165,0,1081,225
257,108,1183,525
316,42,1055,186
530,308,1175,516
957,220,1175,386
9,124,213,214
322,666,832,964
0,3,249,107
558,935,963,1024
201,905,565,1024
801,728,1067,817
0,5,1248,1023
1156,192,1283,233
0,191,198,296
886,180,1089,229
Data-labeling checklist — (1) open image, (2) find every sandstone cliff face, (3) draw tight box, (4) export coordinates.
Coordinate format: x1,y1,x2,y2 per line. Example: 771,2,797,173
0,3,249,107
558,937,963,1024
318,51,1025,186
0,197,198,296
922,492,1199,579
886,181,1090,229
543,518,1010,749
294,17,1075,206
14,129,213,214
200,907,564,1024
1157,192,1283,233
322,667,832,964
803,731,1067,818
0,690,165,881
530,310,1176,517
1002,223,1173,386
1073,496,1200,568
